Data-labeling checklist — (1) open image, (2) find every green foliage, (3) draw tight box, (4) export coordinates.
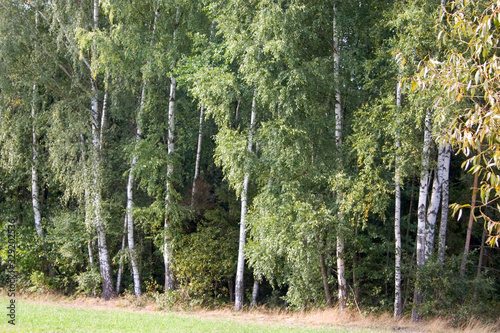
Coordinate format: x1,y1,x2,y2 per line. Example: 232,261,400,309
419,0,500,246
174,224,237,299
415,255,496,325
29,271,53,293
75,268,102,297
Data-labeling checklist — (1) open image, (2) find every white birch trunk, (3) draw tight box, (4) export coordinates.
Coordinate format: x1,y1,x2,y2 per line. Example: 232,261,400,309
87,240,94,267
412,109,432,322
438,143,451,263
124,81,146,296
163,7,179,292
250,278,259,308
191,104,205,207
90,0,114,300
333,1,347,311
425,143,446,260
31,7,42,238
164,76,176,291
394,80,402,320
125,5,159,297
127,150,141,296
31,82,43,238
234,93,257,311
116,215,127,294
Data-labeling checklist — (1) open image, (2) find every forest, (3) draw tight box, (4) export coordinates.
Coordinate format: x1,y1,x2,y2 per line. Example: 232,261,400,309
0,0,499,325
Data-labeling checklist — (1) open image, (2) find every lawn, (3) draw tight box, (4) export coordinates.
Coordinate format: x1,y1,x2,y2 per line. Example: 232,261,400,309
0,297,376,333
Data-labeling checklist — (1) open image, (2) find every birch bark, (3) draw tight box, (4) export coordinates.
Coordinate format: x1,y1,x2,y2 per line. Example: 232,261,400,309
437,143,451,263
125,6,160,296
425,143,446,260
333,0,347,311
116,215,127,294
90,0,114,300
31,5,43,239
191,104,205,207
164,75,176,291
163,6,180,292
250,278,259,308
31,81,43,239
394,80,402,320
234,93,257,311
412,109,432,322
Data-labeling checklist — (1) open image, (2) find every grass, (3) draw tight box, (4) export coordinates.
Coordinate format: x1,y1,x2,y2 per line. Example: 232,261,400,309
0,296,375,333
1,294,498,333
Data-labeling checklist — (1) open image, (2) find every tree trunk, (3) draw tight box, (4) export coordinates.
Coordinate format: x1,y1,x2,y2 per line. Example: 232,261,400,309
88,239,94,267
31,82,43,239
163,7,179,292
412,109,432,322
477,225,487,278
425,143,446,260
333,0,347,311
90,0,114,300
320,251,333,307
250,278,259,308
460,170,479,277
125,81,146,296
191,104,205,207
394,80,402,320
116,215,127,294
164,76,176,292
234,93,257,311
437,143,451,263
31,5,43,239
124,5,159,297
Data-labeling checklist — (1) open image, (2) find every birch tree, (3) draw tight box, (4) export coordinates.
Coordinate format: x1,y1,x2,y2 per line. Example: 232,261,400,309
333,0,347,311
394,80,403,320
437,143,451,263
234,93,257,311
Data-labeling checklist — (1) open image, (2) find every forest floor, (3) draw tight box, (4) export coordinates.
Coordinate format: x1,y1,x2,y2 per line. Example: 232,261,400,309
1,292,499,333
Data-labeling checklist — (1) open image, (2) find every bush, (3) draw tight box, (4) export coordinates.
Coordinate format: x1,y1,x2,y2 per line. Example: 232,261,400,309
74,268,101,297
416,255,496,325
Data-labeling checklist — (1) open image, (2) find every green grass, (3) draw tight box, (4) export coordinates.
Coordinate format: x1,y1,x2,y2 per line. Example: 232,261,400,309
0,297,375,333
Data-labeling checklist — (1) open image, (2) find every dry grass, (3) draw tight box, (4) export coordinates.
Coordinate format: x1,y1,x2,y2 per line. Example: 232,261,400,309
8,292,500,333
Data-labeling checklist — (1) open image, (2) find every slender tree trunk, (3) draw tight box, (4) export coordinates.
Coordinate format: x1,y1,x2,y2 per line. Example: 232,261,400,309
191,104,205,207
125,82,147,296
394,80,402,320
460,170,479,277
164,76,176,292
163,7,179,292
125,5,159,297
116,215,127,294
333,0,347,311
91,82,114,300
31,6,43,239
438,143,451,263
87,239,94,267
412,109,432,322
90,0,114,300
234,93,257,311
477,226,487,278
320,251,333,307
425,143,446,260
31,82,43,238
250,278,259,308
127,151,141,295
